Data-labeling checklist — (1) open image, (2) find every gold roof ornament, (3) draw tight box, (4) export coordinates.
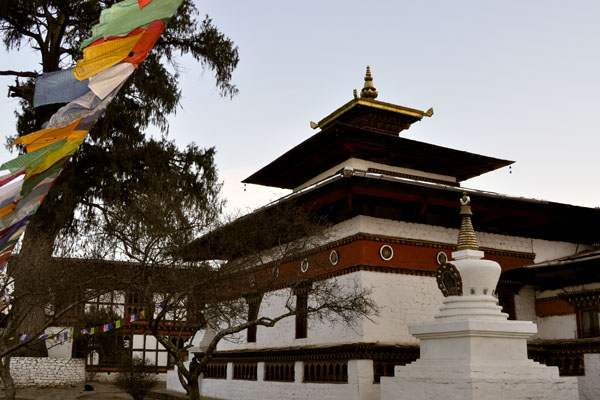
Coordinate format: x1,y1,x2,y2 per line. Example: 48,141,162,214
456,192,480,251
360,66,378,99
309,65,433,133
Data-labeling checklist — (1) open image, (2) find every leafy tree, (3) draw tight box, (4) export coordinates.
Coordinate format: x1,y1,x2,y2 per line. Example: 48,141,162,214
0,0,238,355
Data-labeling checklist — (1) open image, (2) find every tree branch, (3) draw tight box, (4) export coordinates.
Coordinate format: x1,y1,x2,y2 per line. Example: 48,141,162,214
0,70,38,78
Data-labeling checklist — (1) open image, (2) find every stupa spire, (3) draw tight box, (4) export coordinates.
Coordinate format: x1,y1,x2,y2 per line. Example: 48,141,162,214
456,192,479,251
360,66,378,99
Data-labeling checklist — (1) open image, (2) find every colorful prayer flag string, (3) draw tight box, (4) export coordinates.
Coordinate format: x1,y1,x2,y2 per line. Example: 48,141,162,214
0,0,185,322
8,303,159,343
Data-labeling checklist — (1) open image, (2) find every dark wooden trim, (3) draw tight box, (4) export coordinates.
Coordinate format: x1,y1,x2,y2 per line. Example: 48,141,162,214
192,343,419,364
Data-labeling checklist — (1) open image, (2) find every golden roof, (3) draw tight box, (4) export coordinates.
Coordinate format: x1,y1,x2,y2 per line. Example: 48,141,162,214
311,66,433,134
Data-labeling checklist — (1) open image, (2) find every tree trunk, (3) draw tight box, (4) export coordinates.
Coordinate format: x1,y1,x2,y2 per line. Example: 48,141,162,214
10,223,56,357
0,356,17,400
189,379,201,400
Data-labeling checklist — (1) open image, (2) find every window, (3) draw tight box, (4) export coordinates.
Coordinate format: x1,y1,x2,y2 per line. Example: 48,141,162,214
560,291,600,339
85,291,125,317
131,334,169,367
125,291,147,316
579,306,600,338
295,292,308,339
246,295,262,343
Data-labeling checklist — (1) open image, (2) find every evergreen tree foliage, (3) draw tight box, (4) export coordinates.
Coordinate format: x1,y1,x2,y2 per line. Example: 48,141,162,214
0,0,237,359
0,0,237,239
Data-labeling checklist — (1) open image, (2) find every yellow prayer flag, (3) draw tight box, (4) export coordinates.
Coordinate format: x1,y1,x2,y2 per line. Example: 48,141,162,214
74,33,143,80
115,320,122,329
11,119,82,153
0,203,15,219
25,137,85,179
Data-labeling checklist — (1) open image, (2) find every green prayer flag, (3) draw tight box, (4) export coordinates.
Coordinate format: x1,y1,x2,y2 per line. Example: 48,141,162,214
0,139,66,174
81,0,183,48
19,156,67,198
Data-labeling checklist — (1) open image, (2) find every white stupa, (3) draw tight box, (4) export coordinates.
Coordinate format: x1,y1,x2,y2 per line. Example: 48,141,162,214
380,193,579,400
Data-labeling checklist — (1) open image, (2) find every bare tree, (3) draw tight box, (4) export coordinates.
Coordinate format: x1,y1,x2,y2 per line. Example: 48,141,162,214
84,181,377,400
0,246,122,400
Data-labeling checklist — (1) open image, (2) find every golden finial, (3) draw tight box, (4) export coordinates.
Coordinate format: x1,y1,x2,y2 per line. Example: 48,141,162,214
360,66,378,99
456,192,479,251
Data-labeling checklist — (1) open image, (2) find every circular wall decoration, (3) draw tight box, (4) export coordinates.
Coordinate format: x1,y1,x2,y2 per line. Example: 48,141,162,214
435,262,463,297
436,251,448,266
329,250,339,266
272,266,280,278
301,259,310,273
379,245,394,261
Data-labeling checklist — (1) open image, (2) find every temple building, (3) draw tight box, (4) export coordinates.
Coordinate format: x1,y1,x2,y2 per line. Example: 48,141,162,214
167,67,600,399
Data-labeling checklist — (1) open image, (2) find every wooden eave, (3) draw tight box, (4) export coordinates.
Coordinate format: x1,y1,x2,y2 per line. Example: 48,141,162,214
243,123,513,189
183,173,600,260
502,250,600,290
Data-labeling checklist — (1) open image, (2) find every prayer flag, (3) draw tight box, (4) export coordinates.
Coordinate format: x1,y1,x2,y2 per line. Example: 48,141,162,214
123,20,165,66
0,139,67,175
25,137,85,179
0,170,25,187
81,0,183,48
138,0,153,9
11,118,82,153
88,63,135,99
74,32,143,80
33,68,90,108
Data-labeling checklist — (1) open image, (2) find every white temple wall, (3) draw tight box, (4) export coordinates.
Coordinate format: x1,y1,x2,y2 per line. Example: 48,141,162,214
535,315,577,340
167,359,380,400
578,354,600,400
216,270,445,351
514,285,537,323
217,273,364,351
361,271,442,345
328,216,585,263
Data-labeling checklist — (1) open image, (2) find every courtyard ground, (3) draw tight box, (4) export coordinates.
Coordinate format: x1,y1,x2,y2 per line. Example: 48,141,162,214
0,381,191,400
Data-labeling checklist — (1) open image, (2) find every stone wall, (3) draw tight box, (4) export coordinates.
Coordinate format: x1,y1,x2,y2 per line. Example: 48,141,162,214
8,357,85,388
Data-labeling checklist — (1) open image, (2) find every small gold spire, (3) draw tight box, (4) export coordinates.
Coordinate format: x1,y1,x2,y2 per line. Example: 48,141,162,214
456,192,479,251
360,66,378,99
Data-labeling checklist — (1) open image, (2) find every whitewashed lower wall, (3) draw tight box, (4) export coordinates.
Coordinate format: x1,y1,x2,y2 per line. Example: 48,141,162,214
9,357,85,388
45,327,73,359
535,315,577,340
168,360,379,400
578,354,600,400
361,272,442,344
218,273,364,351
514,286,537,323
217,271,442,351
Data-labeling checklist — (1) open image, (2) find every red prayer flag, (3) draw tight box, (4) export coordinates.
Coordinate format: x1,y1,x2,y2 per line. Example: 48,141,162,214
138,0,153,9
124,20,165,66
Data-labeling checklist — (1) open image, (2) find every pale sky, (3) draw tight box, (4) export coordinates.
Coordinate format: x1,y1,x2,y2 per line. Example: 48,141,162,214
2,0,600,214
